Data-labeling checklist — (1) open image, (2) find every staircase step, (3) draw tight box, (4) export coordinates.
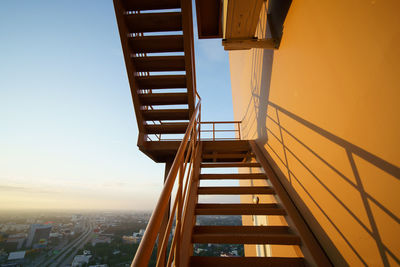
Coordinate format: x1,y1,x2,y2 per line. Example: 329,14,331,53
195,203,286,215
199,173,267,180
133,56,185,72
197,186,275,195
192,226,301,244
190,256,305,267
139,93,188,105
202,153,249,159
144,123,188,134
129,35,184,53
194,225,290,235
201,162,261,168
125,12,182,33
122,0,180,11
142,109,189,120
202,140,250,153
136,75,186,89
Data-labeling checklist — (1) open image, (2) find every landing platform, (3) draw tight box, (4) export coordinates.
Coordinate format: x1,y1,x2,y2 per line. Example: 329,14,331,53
139,140,251,163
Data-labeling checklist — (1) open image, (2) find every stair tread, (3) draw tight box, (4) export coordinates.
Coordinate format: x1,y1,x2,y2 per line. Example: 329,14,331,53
133,56,185,72
196,203,279,209
142,109,190,120
199,173,267,180
136,75,186,89
129,35,184,53
139,92,188,105
122,0,180,11
195,203,285,215
201,162,261,168
190,256,305,267
192,230,301,245
125,12,182,33
197,186,275,195
202,140,250,152
193,225,290,234
144,123,188,134
202,153,249,159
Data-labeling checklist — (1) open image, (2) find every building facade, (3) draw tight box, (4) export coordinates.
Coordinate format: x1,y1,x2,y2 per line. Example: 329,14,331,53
26,224,52,248
229,1,400,266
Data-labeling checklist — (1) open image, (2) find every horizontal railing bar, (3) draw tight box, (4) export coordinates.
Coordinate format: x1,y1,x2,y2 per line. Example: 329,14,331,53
200,121,241,124
201,137,240,141
200,130,239,132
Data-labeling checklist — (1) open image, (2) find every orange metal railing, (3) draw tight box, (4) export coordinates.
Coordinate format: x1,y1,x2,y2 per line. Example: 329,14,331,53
199,121,242,141
131,102,201,267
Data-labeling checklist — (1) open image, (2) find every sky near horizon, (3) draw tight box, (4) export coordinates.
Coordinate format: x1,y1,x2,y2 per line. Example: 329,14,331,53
0,1,233,211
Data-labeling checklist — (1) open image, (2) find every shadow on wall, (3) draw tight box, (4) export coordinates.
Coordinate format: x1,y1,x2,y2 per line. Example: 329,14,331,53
240,49,400,266
239,52,273,140
262,102,400,266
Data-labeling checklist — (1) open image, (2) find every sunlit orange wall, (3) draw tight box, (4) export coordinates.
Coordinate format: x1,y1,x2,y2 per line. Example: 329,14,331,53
229,1,400,266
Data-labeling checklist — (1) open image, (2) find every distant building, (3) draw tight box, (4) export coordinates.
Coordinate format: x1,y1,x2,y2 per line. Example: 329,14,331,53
71,254,91,267
122,235,135,244
7,251,25,265
49,233,63,238
71,214,83,222
83,250,91,256
91,236,111,246
5,237,25,250
74,222,84,233
95,217,105,223
25,224,52,248
0,250,8,261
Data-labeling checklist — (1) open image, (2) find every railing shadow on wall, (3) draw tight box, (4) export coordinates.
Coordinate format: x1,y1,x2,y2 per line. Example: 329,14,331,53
239,47,400,266
261,102,400,266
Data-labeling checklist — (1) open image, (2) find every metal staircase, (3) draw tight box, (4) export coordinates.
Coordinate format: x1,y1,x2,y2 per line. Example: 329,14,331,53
113,0,197,162
113,1,332,266
122,102,331,267
189,141,325,266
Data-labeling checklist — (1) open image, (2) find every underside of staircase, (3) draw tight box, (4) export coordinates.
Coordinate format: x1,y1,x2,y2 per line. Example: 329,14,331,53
113,0,196,162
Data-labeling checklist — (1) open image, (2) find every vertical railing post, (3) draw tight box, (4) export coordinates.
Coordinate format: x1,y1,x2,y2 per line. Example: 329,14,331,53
198,106,201,141
157,161,172,267
213,122,215,141
238,122,241,140
175,162,184,267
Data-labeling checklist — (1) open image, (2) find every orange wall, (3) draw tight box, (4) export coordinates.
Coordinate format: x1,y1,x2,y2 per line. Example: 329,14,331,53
230,1,400,266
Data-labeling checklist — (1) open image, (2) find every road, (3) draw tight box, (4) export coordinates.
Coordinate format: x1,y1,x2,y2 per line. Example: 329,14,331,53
29,239,69,266
52,221,95,267
37,220,94,267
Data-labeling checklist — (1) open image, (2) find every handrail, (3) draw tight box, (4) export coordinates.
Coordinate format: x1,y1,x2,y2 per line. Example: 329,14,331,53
131,101,201,267
199,121,242,141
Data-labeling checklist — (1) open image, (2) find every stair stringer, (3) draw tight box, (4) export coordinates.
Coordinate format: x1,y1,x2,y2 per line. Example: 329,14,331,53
249,140,332,266
179,142,202,267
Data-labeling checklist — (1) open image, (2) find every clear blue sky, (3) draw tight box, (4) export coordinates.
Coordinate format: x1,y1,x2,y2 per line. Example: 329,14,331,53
0,1,233,210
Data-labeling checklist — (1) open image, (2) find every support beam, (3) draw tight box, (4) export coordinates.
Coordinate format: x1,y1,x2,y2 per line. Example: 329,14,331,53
222,38,276,50
224,0,264,39
181,0,196,117
113,0,146,143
